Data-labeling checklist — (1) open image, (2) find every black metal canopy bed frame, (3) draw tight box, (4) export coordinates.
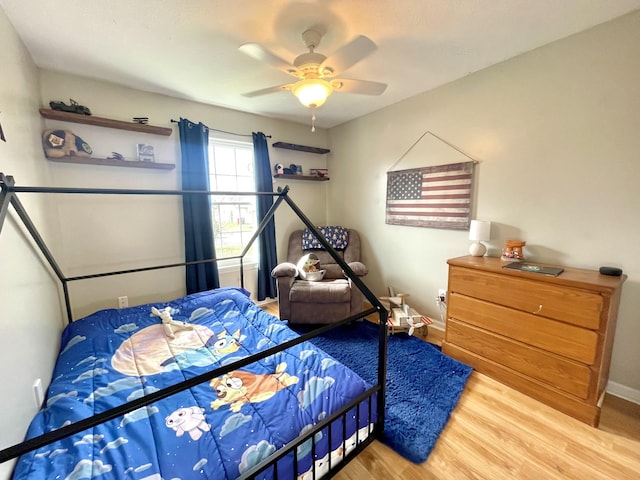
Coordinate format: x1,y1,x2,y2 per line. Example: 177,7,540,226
0,172,388,480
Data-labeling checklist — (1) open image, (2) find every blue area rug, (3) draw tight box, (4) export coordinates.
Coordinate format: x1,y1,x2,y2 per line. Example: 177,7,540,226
294,321,473,463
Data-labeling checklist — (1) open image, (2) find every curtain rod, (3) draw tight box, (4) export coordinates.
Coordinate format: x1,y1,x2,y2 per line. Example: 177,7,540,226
170,119,271,138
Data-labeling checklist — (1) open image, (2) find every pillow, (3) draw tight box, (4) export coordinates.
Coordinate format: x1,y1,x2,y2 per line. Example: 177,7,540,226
42,129,93,158
296,253,325,281
302,226,349,251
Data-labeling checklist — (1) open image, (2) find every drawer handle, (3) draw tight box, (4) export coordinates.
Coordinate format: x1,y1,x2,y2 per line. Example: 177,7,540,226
533,304,543,314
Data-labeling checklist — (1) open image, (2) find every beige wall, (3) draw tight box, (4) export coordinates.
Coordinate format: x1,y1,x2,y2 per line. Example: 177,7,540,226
0,7,64,477
327,11,640,400
38,71,330,318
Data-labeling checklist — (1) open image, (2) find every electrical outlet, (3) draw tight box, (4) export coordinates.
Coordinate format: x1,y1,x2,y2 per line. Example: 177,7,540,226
33,378,43,408
438,288,447,303
118,296,129,309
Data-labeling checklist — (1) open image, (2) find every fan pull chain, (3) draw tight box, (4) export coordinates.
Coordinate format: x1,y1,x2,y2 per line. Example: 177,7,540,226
311,111,317,132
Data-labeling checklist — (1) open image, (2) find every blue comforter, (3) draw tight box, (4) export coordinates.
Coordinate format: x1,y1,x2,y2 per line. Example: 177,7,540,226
13,287,373,480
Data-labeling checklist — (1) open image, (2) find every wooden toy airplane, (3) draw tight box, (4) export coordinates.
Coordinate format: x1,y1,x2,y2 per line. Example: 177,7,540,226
379,286,411,312
379,286,433,335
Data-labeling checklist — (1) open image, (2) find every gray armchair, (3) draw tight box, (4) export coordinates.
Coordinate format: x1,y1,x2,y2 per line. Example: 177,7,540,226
271,228,368,324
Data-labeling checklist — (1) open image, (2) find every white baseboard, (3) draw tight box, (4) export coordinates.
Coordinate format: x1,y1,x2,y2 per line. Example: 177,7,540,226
255,298,277,307
606,380,640,405
429,320,446,332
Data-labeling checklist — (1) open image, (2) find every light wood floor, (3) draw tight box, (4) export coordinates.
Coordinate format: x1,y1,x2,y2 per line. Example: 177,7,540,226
260,302,640,479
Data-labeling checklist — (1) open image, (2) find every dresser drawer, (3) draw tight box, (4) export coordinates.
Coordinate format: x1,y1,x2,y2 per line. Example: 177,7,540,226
449,266,603,329
446,319,592,399
448,293,599,364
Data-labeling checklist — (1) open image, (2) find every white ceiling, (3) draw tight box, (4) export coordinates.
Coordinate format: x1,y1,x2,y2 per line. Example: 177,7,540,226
2,0,639,129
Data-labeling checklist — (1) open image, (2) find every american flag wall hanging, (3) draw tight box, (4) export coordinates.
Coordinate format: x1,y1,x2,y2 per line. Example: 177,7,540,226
385,161,475,230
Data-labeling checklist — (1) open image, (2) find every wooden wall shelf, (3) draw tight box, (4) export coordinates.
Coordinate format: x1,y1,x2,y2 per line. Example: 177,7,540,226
273,174,329,181
47,156,175,170
272,142,330,154
40,108,173,136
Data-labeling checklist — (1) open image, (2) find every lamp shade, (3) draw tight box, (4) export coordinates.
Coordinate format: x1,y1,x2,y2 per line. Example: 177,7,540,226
469,220,491,242
292,78,333,108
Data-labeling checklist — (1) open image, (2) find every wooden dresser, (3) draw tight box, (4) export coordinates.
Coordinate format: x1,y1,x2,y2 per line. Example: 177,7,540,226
442,255,626,426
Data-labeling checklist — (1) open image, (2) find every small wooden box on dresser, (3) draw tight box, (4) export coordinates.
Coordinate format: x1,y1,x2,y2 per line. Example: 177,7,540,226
442,255,626,426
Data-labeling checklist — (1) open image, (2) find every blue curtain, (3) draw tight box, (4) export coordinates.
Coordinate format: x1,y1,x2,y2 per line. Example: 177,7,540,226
178,118,219,294
253,132,278,300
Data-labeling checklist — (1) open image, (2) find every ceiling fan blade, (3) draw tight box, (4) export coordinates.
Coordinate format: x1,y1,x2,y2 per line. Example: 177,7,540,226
320,35,377,76
242,84,292,98
332,78,387,95
239,43,298,76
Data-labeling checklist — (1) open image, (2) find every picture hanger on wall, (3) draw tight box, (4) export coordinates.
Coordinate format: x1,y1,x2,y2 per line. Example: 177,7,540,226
385,130,478,230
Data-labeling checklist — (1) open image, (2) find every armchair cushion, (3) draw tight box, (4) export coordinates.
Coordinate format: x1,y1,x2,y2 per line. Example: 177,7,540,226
347,261,368,277
271,262,297,278
290,279,351,303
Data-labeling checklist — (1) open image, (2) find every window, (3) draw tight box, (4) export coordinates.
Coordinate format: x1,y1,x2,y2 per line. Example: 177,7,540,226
208,138,257,263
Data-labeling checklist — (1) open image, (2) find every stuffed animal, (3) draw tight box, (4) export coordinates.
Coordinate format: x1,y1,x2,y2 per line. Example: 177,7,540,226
165,406,211,441
151,306,194,339
296,253,326,281
42,129,92,158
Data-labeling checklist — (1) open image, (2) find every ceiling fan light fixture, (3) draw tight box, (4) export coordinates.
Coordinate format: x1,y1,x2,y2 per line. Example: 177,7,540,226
292,78,333,108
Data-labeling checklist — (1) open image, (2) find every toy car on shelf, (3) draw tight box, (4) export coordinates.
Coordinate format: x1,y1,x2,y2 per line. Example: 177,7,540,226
49,99,92,115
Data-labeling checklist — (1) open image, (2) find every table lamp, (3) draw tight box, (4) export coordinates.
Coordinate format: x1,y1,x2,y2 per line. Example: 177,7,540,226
469,220,491,256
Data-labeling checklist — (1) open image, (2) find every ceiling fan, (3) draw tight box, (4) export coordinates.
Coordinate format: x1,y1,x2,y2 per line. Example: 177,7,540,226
239,27,387,124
